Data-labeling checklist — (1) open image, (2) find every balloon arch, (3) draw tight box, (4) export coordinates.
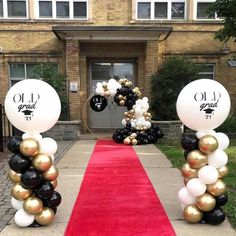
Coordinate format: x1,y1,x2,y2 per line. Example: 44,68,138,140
89,78,164,145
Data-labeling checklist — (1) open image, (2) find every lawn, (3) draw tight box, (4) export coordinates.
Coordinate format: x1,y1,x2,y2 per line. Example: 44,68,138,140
156,138,236,229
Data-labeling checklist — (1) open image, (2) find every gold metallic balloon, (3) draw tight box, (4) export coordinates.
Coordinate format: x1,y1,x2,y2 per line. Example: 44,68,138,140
32,154,52,172
123,137,131,145
181,163,198,179
11,183,32,200
42,165,59,181
104,91,110,97
19,138,39,157
131,133,137,139
119,100,125,106
51,179,58,189
23,196,43,215
35,207,55,226
207,179,227,197
218,166,229,179
187,150,207,169
196,193,216,212
118,95,123,100
183,205,203,223
8,169,21,183
198,135,218,154
131,139,138,145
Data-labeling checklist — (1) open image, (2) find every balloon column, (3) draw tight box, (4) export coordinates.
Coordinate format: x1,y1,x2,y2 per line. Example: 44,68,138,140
4,79,62,227
176,79,231,225
94,78,164,145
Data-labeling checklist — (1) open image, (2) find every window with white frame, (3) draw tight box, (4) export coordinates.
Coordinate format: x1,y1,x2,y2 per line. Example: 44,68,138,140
9,63,58,86
198,64,215,79
36,0,88,19
194,0,218,20
0,0,28,18
136,0,185,20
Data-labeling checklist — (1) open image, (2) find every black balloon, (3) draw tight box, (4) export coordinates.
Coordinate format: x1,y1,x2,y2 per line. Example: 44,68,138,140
34,182,54,200
203,207,226,225
50,207,57,215
184,150,191,160
181,135,199,151
215,193,228,206
9,153,31,173
21,169,41,189
7,136,22,154
28,220,42,227
43,191,62,208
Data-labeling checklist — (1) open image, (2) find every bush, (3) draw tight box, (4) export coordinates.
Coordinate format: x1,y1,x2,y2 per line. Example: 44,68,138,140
216,113,236,133
150,56,201,120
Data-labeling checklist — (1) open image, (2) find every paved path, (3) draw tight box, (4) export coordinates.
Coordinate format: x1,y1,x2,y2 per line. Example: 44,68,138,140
0,140,235,236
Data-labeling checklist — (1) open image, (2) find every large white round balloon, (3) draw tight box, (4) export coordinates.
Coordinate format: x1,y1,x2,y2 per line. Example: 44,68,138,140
178,187,197,205
186,178,206,197
14,209,35,227
5,79,61,134
198,165,218,184
176,79,230,131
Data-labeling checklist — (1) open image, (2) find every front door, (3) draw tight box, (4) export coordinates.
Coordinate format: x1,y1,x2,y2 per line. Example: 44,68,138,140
90,61,134,128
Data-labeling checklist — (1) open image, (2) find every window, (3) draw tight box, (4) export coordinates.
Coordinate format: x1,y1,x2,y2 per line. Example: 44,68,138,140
198,64,215,79
136,0,185,20
36,0,88,19
194,0,219,20
0,0,28,18
9,63,58,86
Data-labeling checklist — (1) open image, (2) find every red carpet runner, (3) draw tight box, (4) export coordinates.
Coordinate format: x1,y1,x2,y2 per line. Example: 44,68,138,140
64,140,176,236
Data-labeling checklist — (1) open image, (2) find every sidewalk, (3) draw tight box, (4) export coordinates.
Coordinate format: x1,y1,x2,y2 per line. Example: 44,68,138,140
0,139,235,236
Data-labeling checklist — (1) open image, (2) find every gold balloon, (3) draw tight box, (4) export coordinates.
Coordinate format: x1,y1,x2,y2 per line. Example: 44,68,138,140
51,179,58,189
187,150,207,169
104,91,110,97
183,205,203,223
119,100,125,106
131,133,137,139
35,207,55,226
123,137,131,145
198,135,218,154
42,165,59,181
181,163,198,179
207,179,227,197
23,196,43,215
11,183,32,200
32,154,52,172
197,193,216,212
8,169,21,183
131,139,138,145
218,166,229,179
118,95,123,100
19,138,39,157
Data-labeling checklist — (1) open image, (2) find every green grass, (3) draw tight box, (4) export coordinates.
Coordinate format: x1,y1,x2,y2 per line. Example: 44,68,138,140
156,139,236,229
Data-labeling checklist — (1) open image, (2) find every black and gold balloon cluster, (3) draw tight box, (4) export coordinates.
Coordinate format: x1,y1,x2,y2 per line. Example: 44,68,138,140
179,134,228,225
7,136,61,227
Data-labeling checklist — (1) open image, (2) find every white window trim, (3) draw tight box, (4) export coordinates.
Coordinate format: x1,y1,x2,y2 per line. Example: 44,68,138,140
193,0,220,20
135,0,186,21
0,0,28,19
35,0,88,20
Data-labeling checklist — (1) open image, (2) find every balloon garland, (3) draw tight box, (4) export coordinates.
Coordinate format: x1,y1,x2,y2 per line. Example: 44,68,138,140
94,78,164,145
176,79,231,225
4,79,62,227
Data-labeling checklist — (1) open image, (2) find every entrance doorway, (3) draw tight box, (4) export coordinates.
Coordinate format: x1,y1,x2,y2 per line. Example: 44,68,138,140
90,61,135,128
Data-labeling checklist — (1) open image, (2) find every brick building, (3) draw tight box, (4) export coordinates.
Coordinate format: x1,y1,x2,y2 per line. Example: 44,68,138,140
0,0,235,131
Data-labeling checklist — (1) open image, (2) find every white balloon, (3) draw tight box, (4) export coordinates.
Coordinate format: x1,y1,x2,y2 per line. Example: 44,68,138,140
121,119,127,126
176,79,231,131
215,132,230,150
22,133,32,140
14,209,35,227
181,203,186,211
32,133,42,141
50,155,55,162
11,197,23,210
178,187,197,205
198,165,218,184
39,137,58,156
186,178,206,197
208,149,228,168
4,79,61,134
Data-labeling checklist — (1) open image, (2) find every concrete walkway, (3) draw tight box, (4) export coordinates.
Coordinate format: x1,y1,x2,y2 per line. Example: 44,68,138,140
0,140,235,236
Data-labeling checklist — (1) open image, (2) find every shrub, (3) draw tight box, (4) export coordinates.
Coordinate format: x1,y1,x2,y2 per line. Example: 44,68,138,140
216,113,236,133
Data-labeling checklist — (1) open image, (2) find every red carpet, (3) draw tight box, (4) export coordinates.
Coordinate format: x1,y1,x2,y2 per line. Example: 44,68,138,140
64,140,176,236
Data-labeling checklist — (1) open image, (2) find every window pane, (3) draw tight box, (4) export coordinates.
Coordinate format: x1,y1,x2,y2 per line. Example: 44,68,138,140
91,63,111,81
8,1,26,17
0,1,3,17
137,2,150,19
74,2,87,18
9,64,25,78
113,63,133,81
26,64,39,78
39,1,52,17
172,2,184,19
155,2,167,19
197,3,214,19
199,73,214,79
201,64,214,73
11,80,22,86
57,2,69,18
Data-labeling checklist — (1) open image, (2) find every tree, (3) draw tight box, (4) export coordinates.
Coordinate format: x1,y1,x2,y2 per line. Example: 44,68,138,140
31,64,68,120
209,0,236,42
150,56,201,120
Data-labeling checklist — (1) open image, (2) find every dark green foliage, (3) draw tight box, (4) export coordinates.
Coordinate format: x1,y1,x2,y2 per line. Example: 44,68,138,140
216,113,236,133
209,0,236,42
150,56,201,120
31,64,68,120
